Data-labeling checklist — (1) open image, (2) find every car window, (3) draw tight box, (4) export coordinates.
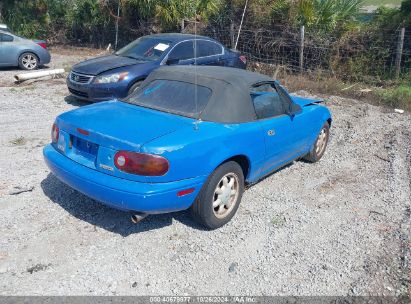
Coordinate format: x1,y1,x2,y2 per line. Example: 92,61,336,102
251,83,290,119
125,79,212,118
115,37,172,61
168,41,194,61
0,33,14,42
194,40,223,57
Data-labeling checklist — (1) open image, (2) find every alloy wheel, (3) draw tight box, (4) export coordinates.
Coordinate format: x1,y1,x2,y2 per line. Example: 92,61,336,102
22,54,37,70
315,127,328,155
212,173,239,219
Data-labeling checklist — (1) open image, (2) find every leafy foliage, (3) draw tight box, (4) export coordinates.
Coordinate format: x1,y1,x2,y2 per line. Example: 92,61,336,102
0,0,367,41
1,0,56,38
155,0,222,29
1,0,411,88
0,0,222,41
296,0,364,33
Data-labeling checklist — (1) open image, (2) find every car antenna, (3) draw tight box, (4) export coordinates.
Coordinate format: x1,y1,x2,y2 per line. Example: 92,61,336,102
193,5,201,131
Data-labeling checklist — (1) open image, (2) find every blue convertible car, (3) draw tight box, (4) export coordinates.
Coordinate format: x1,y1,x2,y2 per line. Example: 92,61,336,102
45,66,332,229
67,33,247,102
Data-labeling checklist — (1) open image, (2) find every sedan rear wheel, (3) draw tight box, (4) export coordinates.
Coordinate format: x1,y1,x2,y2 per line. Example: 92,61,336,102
190,161,244,229
19,53,39,70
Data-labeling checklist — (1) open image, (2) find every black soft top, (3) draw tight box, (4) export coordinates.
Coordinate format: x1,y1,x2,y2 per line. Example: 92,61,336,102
140,66,274,123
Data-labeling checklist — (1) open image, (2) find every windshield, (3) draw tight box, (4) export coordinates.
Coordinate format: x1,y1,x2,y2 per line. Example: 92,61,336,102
125,80,212,118
116,37,172,61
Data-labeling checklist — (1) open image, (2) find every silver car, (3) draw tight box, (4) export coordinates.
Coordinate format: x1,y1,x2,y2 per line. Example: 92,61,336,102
0,30,51,70
0,24,10,32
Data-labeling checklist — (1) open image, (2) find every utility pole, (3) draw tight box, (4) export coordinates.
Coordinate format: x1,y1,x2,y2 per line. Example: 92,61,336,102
181,19,185,33
115,0,120,50
234,0,248,50
299,26,305,74
395,28,405,80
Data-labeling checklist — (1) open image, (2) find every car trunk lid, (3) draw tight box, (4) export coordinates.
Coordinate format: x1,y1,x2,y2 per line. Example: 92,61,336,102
291,95,324,107
55,100,193,181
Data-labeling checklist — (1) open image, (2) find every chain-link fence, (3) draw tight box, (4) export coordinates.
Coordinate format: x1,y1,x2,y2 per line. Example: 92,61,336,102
102,21,411,84
177,22,410,84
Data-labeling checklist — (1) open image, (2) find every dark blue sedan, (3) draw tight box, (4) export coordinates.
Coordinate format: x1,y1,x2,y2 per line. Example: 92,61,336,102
67,33,247,102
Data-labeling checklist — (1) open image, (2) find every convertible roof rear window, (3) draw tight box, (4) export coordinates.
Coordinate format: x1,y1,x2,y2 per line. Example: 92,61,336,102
125,79,212,118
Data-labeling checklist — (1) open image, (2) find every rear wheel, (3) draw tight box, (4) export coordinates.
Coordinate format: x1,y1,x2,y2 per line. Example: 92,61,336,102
127,80,143,96
304,122,330,163
19,52,39,70
190,161,244,229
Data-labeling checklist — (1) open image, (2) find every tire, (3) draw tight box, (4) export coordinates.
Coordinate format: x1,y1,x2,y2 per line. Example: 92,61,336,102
18,52,39,70
304,122,330,163
190,161,244,229
127,80,143,96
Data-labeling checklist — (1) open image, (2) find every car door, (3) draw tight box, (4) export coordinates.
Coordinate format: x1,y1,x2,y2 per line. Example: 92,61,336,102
0,33,16,66
166,40,195,65
251,82,307,175
275,83,313,151
194,40,224,66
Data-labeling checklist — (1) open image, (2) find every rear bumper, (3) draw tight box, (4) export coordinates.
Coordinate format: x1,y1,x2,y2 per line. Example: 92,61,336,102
38,50,51,65
43,144,205,214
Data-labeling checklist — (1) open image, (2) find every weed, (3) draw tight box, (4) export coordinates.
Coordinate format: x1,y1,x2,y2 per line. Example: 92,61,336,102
63,63,72,73
250,62,411,112
375,85,411,110
10,136,27,146
9,86,35,93
271,214,286,227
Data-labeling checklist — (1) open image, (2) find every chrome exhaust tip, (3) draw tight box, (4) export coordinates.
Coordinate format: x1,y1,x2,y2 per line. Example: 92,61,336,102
131,213,148,224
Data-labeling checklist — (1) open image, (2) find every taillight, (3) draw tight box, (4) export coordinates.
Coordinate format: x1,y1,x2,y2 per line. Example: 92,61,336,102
114,151,169,176
77,128,89,136
51,123,59,143
239,55,247,64
37,42,47,49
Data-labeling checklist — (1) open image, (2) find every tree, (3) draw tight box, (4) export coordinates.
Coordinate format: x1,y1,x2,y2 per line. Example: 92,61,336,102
297,0,364,33
154,0,222,29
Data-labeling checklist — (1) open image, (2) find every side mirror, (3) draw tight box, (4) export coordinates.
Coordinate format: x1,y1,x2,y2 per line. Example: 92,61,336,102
166,57,180,65
288,103,302,116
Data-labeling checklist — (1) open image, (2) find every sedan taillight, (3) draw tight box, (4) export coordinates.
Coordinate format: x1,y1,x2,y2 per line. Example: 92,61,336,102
37,42,47,49
114,151,169,176
239,55,247,64
51,123,59,143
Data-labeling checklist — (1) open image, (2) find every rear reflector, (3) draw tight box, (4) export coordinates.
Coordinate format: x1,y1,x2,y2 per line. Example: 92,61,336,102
239,55,247,64
77,128,89,136
177,188,195,197
37,42,47,49
114,151,169,176
51,123,59,143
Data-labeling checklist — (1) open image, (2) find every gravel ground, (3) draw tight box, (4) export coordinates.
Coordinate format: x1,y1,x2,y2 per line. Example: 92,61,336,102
0,48,410,296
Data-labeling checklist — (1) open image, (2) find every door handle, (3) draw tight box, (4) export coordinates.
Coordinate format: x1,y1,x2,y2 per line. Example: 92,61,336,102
267,130,275,136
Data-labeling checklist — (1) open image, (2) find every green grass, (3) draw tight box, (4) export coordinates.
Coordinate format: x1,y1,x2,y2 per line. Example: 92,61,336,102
9,86,36,93
376,84,411,109
271,215,286,227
